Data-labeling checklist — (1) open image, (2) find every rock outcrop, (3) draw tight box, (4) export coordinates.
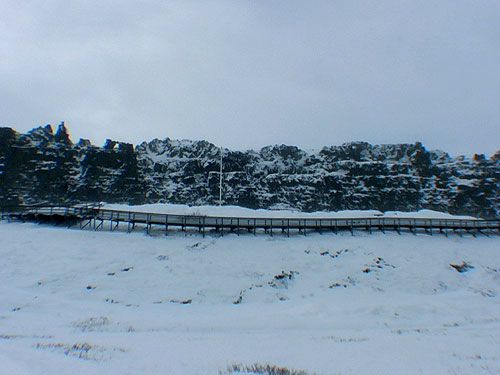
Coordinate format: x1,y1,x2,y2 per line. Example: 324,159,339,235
0,124,498,218
0,123,144,206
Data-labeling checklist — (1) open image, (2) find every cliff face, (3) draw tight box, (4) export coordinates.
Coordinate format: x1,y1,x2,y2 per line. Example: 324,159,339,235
0,124,144,207
1,124,499,217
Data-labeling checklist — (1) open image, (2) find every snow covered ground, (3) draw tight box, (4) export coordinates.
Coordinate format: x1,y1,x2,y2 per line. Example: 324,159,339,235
1,216,499,374
102,203,478,220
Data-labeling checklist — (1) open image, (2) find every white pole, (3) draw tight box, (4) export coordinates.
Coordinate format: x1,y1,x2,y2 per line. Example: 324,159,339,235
219,146,223,206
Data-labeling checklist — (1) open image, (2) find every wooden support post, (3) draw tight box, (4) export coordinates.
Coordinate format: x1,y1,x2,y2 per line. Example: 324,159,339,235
165,215,168,235
440,224,447,237
253,219,256,236
237,218,240,236
202,217,205,238
95,219,103,231
471,222,477,238
81,219,91,230
221,218,224,237
494,222,500,236
287,219,290,238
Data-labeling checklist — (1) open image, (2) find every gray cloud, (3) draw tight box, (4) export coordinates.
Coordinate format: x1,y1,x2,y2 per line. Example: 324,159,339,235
1,0,499,155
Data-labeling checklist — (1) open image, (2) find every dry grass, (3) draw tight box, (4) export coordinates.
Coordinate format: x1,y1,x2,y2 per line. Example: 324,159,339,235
220,363,317,375
34,342,125,361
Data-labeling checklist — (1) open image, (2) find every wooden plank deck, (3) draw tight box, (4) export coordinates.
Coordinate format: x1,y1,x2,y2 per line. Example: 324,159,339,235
2,204,499,238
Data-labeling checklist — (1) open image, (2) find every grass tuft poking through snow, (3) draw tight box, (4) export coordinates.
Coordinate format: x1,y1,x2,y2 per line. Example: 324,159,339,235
34,342,126,361
220,363,317,375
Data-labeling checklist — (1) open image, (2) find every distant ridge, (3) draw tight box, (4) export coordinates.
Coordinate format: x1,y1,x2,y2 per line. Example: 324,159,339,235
0,123,499,218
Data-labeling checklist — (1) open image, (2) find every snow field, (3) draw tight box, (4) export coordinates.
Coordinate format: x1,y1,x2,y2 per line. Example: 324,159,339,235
0,221,499,375
101,203,478,220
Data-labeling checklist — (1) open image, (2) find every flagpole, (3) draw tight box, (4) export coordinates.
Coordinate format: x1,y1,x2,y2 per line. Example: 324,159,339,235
219,146,223,206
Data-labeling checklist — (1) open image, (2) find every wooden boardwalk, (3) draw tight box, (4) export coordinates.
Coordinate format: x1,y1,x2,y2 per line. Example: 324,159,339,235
2,204,500,238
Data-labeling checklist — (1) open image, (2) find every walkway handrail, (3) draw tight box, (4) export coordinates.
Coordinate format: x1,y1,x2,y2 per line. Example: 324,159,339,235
95,207,499,224
2,204,499,237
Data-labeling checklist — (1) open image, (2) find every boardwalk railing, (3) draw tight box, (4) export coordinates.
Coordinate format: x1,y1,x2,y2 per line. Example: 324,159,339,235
0,204,100,224
2,204,499,238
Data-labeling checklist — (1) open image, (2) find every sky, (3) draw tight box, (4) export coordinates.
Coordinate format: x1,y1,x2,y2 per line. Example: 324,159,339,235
1,0,499,156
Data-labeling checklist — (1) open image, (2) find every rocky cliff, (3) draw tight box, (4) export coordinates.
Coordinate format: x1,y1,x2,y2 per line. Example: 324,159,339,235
1,124,499,218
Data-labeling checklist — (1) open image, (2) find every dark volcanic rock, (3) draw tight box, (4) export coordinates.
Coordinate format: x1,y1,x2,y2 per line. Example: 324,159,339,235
0,124,499,218
0,123,144,206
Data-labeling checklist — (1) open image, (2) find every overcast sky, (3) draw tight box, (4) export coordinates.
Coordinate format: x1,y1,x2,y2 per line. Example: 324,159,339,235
1,0,499,156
